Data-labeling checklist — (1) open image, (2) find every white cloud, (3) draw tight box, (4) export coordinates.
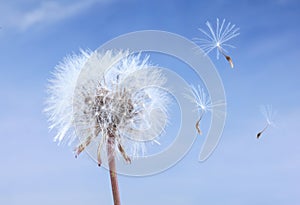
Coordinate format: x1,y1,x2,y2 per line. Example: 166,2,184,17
0,0,113,31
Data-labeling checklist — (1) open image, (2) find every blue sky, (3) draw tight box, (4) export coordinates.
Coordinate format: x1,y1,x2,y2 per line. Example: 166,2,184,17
1,0,300,204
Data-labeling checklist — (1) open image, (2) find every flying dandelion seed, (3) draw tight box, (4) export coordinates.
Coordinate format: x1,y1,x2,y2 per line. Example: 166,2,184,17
257,105,276,139
194,18,240,68
186,85,212,135
45,49,170,205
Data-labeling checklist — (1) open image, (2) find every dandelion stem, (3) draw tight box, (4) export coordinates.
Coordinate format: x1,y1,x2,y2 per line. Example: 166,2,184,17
107,133,121,205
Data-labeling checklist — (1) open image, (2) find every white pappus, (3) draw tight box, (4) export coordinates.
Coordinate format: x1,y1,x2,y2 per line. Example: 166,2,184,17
45,49,171,166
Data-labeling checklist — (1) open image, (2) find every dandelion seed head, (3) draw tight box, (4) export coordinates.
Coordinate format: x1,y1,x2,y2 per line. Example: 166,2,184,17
45,49,171,161
186,84,212,114
195,18,240,59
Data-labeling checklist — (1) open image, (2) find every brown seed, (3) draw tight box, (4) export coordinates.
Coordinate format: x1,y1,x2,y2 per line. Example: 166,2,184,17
195,118,202,135
256,124,269,139
225,55,234,68
256,132,262,139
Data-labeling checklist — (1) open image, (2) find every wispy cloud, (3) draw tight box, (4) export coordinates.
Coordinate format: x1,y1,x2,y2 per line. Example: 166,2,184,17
1,0,113,31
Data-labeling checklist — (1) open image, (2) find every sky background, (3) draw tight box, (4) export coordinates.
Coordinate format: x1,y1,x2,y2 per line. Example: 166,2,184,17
1,0,300,204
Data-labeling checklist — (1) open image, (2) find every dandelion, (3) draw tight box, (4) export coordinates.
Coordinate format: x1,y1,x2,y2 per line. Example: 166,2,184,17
257,105,276,139
45,49,170,205
194,18,240,68
186,85,212,135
